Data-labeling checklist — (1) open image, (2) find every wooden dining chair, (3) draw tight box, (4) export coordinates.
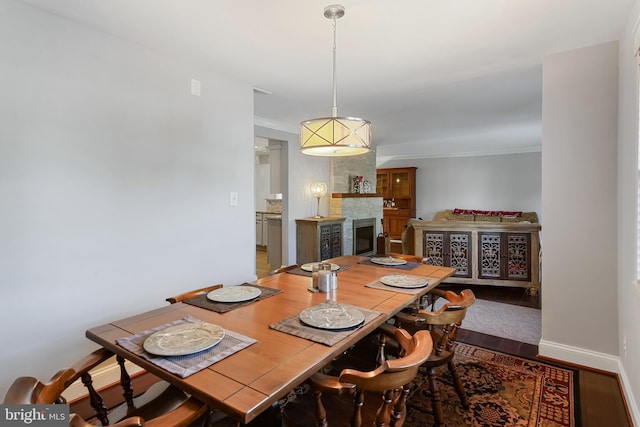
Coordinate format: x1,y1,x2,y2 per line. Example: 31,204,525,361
282,326,433,427
165,284,223,304
68,413,144,427
392,289,476,427
3,347,209,427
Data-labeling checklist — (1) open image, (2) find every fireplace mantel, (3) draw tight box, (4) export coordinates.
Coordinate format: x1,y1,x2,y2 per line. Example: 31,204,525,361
331,193,383,198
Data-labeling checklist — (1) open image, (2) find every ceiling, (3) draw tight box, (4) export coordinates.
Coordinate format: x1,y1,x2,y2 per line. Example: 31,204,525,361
18,0,633,160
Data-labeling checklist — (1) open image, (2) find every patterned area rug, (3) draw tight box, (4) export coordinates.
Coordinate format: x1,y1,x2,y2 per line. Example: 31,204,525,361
405,343,576,427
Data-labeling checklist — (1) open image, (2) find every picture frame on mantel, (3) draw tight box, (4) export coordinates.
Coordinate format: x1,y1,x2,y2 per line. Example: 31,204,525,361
351,176,373,194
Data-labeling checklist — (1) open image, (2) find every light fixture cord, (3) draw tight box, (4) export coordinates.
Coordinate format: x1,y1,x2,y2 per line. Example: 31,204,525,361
331,15,338,118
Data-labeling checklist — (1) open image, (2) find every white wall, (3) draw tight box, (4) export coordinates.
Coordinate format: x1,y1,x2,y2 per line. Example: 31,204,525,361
617,0,640,422
540,42,619,365
379,153,541,222
0,1,254,399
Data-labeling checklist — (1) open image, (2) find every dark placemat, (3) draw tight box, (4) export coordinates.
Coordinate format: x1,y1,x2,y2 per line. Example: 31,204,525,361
269,301,382,346
116,316,256,378
358,259,420,270
286,264,353,277
183,284,282,313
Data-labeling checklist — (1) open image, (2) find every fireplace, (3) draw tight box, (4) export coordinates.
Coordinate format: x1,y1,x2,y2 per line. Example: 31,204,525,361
353,218,376,256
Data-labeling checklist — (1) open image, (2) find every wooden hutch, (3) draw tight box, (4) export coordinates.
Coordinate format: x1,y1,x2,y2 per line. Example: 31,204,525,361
376,167,417,242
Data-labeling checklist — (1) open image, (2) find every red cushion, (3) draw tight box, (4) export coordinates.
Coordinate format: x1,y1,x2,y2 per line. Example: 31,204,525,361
453,209,522,217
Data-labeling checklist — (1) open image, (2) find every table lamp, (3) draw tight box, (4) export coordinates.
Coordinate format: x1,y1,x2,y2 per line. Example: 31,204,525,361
310,182,328,218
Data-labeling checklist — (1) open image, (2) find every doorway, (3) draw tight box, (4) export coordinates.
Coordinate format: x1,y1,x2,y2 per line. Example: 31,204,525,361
254,137,286,278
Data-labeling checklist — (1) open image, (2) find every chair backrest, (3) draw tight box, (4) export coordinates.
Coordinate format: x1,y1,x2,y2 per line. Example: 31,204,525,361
338,328,433,392
305,327,432,427
3,348,207,427
69,413,144,427
165,284,223,303
419,289,475,323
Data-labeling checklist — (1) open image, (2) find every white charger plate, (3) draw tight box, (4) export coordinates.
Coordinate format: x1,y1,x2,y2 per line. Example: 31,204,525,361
207,286,262,303
299,303,365,330
300,262,340,272
143,322,225,356
370,257,408,266
379,274,429,289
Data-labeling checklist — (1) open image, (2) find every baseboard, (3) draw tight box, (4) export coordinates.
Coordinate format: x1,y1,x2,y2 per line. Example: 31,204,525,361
538,339,619,372
539,339,639,426
63,359,144,402
617,359,640,427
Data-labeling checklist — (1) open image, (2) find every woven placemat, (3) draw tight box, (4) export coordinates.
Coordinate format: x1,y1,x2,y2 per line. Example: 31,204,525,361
358,259,420,270
116,316,256,378
182,284,282,313
364,277,437,295
286,264,353,277
269,301,382,346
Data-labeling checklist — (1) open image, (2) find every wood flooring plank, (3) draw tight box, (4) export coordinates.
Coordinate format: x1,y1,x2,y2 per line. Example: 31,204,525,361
580,370,630,427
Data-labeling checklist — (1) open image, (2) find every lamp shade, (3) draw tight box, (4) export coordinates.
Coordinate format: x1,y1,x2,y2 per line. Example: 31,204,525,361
310,181,328,198
300,117,371,157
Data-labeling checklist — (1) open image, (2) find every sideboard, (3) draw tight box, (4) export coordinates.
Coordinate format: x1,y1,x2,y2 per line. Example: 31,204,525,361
410,220,541,294
296,217,345,265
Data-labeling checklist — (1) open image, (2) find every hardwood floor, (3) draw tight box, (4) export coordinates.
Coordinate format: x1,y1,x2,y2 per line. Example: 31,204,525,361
256,246,270,278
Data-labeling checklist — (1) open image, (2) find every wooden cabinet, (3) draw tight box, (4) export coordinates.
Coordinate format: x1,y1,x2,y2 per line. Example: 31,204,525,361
376,167,417,239
411,220,541,293
296,217,345,265
478,232,532,281
422,230,472,278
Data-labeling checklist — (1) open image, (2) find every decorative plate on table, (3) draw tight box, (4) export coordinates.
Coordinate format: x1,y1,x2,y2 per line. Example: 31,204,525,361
207,286,262,303
143,322,225,356
370,257,408,266
300,262,340,272
379,274,429,289
299,303,365,330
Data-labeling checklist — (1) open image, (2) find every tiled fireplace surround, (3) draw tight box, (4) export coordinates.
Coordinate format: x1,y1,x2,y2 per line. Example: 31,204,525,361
328,152,383,256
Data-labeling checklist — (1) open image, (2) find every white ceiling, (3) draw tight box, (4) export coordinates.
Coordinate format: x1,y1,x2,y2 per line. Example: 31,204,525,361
18,0,633,159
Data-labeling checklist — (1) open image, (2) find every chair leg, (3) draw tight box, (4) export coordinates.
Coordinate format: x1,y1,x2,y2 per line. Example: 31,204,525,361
312,389,328,427
375,389,395,427
391,386,409,427
448,360,470,409
351,390,364,427
427,367,445,427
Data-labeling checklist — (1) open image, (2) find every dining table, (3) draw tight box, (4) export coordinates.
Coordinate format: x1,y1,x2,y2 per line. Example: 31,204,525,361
85,255,455,425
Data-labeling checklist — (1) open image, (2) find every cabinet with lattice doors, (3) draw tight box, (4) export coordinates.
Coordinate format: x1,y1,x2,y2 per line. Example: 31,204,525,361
478,232,532,281
411,220,541,293
421,230,472,278
295,217,345,265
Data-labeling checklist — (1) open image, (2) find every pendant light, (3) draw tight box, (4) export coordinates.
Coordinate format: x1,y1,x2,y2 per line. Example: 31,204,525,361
300,4,371,157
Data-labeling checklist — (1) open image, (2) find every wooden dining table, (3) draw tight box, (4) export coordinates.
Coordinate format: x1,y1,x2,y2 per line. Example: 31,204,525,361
85,255,455,425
